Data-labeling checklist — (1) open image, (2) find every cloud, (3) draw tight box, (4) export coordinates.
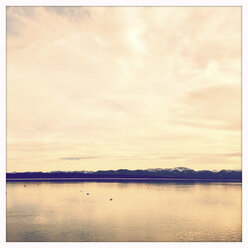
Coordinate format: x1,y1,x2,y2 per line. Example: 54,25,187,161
158,156,185,160
44,7,90,20
223,153,241,157
170,84,241,131
61,156,99,160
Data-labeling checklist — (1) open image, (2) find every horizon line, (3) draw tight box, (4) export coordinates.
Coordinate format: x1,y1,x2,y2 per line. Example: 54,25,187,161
6,167,242,174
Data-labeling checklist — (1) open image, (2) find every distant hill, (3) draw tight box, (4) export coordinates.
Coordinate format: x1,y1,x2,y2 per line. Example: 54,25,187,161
6,167,242,180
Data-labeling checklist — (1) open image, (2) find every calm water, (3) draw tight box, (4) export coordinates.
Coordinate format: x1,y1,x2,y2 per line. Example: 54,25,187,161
6,181,242,242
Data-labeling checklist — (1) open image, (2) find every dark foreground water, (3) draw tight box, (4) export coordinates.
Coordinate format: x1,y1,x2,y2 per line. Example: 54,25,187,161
6,180,241,242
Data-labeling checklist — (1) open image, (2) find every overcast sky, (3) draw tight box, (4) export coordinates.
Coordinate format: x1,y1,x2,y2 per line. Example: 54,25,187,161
7,7,241,172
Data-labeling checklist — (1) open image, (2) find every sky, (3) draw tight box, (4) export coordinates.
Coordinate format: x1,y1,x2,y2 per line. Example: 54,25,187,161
7,7,241,172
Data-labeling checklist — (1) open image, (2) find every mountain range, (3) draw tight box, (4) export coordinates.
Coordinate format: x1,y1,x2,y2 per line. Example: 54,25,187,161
6,167,242,180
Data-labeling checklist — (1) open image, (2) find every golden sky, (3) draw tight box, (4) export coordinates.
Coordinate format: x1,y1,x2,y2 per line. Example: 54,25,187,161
7,7,241,172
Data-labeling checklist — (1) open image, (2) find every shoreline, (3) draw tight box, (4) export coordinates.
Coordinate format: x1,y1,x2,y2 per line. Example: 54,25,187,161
6,177,242,183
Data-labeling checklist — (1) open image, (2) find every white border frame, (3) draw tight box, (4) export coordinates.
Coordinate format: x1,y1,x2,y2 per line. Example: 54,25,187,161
0,1,247,247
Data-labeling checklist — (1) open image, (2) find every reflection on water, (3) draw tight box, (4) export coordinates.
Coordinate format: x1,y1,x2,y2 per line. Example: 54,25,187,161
7,181,241,242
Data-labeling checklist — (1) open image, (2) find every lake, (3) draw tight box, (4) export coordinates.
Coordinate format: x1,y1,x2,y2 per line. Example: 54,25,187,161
6,180,242,242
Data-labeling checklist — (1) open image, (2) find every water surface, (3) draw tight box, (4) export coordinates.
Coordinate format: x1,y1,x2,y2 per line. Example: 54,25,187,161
7,181,241,242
